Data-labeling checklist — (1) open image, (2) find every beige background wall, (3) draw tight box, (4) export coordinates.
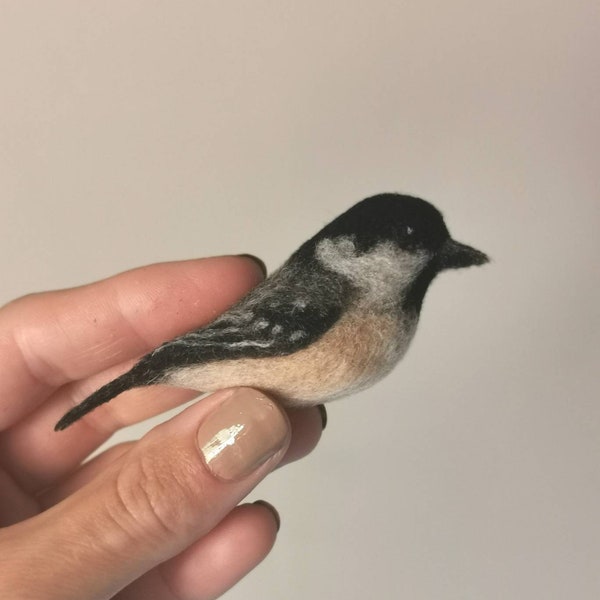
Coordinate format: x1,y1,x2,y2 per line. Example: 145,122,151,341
2,2,599,598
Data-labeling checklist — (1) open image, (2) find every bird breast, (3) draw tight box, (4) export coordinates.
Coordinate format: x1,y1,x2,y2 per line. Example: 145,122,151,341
165,309,417,407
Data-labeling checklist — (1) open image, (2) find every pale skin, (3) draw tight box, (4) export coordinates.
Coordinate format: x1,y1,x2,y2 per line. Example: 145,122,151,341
0,256,324,600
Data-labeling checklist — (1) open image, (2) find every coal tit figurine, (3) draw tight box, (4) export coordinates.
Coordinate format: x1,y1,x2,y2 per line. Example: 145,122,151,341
55,193,488,431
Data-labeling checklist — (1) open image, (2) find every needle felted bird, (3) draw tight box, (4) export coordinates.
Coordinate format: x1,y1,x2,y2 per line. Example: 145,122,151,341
55,193,488,431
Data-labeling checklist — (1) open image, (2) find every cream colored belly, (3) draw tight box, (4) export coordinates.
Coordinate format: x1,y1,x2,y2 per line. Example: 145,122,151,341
166,311,415,407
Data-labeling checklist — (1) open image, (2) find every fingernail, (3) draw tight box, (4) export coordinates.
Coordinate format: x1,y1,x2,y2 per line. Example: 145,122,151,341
197,389,289,482
317,404,328,430
238,254,267,278
253,500,281,532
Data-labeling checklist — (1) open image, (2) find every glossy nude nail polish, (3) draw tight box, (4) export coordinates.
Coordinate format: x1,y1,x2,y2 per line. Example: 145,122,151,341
197,389,289,482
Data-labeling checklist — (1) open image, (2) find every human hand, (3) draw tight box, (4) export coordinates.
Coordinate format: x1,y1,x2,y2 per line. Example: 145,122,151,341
0,257,324,599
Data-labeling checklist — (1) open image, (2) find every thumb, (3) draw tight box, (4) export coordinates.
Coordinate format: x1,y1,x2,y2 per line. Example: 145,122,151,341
8,388,290,600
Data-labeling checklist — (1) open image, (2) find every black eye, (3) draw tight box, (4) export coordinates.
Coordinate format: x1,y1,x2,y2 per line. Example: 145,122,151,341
405,225,415,236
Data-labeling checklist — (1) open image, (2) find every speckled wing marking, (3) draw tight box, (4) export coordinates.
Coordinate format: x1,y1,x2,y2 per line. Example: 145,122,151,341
137,296,344,379
167,310,412,407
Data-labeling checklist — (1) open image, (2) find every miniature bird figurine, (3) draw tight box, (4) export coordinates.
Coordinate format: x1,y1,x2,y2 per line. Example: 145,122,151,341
55,193,488,431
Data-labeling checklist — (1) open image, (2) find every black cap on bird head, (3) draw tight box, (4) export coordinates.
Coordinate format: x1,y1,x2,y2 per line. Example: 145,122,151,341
314,193,488,267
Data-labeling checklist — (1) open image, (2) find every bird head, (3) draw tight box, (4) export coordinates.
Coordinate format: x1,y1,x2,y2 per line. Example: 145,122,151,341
296,193,489,312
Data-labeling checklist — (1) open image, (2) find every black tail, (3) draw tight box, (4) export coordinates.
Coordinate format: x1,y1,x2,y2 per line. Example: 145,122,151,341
55,370,142,431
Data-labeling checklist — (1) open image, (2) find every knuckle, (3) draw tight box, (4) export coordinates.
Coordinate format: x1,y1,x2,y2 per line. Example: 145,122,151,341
1,291,43,312
108,449,205,547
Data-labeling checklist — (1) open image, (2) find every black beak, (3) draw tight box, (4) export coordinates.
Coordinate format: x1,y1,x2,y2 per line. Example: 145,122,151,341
439,239,489,270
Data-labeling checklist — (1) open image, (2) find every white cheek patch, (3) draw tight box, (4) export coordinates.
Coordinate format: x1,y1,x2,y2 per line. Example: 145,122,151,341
315,237,429,306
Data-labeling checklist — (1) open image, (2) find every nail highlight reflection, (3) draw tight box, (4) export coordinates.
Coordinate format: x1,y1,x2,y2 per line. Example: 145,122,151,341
197,389,289,481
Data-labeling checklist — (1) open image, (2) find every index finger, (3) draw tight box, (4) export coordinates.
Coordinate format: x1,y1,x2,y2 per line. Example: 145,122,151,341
0,256,265,429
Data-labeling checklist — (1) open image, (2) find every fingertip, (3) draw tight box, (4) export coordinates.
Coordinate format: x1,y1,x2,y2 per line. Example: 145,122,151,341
236,254,268,279
154,503,280,600
281,405,326,467
317,404,328,430
195,387,291,483
253,499,281,532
